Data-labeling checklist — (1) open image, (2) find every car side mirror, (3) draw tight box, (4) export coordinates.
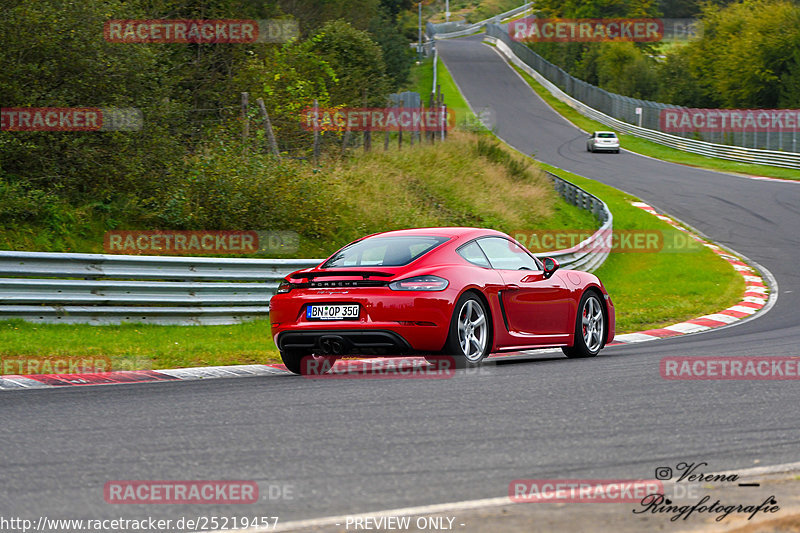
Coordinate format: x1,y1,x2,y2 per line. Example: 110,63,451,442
542,257,559,279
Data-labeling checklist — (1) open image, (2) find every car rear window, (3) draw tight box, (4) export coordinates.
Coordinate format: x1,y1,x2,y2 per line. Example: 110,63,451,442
321,236,449,268
597,133,617,138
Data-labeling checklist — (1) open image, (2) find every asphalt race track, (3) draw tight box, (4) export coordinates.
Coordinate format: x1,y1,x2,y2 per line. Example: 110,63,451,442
1,34,799,531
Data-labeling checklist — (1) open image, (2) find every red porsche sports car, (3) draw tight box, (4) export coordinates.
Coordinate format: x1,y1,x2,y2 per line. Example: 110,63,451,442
270,227,615,374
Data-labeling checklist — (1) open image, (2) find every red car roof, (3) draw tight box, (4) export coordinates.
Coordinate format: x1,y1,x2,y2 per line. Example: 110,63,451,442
361,227,507,242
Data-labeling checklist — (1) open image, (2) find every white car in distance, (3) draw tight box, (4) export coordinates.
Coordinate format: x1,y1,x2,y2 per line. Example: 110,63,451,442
587,131,620,153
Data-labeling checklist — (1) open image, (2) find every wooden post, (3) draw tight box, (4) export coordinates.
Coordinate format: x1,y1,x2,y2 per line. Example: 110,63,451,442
409,103,415,147
428,92,435,143
342,123,351,157
241,92,249,154
255,97,279,158
313,99,320,164
363,88,371,152
384,98,390,151
398,103,403,149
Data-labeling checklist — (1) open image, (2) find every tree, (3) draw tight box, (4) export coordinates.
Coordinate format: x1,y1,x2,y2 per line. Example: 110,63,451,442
307,20,391,106
0,0,186,198
658,0,800,108
369,11,413,90
277,0,382,35
595,42,660,99
525,0,663,86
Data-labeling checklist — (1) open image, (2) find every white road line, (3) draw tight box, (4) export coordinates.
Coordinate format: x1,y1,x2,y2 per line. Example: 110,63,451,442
230,462,800,532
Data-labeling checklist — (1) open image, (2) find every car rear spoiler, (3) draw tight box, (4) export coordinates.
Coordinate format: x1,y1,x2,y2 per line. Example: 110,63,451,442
295,270,396,280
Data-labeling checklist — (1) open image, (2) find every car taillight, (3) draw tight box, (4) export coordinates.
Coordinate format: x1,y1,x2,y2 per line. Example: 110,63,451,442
277,281,292,294
389,275,449,291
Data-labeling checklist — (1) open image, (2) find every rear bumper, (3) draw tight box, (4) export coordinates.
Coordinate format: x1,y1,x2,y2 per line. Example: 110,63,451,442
269,288,454,353
276,329,413,356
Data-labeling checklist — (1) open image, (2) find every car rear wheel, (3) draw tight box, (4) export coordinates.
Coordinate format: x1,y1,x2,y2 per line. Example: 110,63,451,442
280,349,337,375
444,293,490,367
562,291,605,358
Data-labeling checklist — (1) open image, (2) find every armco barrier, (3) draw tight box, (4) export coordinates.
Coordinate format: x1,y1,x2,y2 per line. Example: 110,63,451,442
0,177,611,325
485,25,800,168
428,3,533,40
545,171,612,272
0,253,318,325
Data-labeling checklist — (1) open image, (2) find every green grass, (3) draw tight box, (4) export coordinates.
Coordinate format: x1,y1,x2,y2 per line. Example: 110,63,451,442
536,162,745,333
507,62,800,180
0,319,282,370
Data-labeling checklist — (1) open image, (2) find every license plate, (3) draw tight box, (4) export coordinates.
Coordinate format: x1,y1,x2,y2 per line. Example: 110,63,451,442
306,304,360,320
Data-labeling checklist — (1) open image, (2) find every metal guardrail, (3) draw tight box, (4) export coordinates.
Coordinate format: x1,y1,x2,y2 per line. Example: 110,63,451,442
428,3,533,40
485,27,800,169
0,176,611,325
543,172,613,272
0,252,319,325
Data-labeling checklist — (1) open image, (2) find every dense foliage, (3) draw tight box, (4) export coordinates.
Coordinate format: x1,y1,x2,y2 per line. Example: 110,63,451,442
524,0,800,108
0,0,414,236
658,0,800,108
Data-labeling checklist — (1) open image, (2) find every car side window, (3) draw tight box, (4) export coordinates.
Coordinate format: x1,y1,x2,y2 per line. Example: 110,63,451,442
457,241,491,268
476,237,540,271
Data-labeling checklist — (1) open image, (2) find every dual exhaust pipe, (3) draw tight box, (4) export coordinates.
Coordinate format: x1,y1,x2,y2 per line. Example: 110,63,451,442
319,336,346,355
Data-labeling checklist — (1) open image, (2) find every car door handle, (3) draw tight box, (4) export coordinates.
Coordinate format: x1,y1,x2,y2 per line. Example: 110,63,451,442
506,284,520,290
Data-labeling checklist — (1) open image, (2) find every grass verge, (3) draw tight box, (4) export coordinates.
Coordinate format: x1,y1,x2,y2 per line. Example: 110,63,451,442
506,60,799,180
0,319,281,369
537,162,744,333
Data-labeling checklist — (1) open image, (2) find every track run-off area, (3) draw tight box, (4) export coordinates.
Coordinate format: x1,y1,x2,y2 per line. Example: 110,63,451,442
1,34,799,533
